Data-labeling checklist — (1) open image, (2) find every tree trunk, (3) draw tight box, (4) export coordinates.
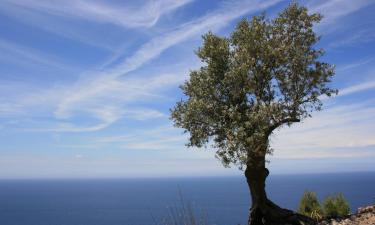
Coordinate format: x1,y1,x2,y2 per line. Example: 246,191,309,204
245,155,316,225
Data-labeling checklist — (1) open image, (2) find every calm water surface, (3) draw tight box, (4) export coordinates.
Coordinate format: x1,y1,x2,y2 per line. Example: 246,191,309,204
0,172,374,225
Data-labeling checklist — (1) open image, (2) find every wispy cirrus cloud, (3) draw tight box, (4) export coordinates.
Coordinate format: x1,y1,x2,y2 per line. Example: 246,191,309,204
319,62,375,101
42,107,165,132
271,147,375,160
336,57,374,72
51,73,185,132
271,101,375,159
0,0,193,51
50,0,283,132
0,39,80,72
309,0,374,27
0,103,24,117
96,125,187,150
329,29,375,48
339,81,375,97
2,0,194,28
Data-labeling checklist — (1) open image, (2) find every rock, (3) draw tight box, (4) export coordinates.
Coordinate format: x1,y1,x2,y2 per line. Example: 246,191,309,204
318,205,375,225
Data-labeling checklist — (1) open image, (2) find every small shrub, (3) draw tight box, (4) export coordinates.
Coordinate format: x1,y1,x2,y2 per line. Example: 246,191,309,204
323,193,350,218
333,193,350,216
322,196,337,217
298,191,323,220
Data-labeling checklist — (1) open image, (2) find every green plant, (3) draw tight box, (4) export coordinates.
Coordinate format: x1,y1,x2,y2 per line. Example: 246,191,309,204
310,208,323,221
333,193,350,216
298,191,322,220
323,193,350,218
322,196,336,217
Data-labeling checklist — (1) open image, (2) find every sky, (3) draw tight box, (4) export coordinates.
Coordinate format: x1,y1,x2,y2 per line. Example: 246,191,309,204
0,0,374,178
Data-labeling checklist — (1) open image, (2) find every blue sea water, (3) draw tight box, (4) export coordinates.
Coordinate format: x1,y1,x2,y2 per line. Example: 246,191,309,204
0,172,374,225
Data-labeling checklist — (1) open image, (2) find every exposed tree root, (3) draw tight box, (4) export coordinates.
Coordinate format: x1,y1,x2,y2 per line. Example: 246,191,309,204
249,199,316,225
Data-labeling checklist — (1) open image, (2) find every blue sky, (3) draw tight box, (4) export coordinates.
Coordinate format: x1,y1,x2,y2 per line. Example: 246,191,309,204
0,0,374,178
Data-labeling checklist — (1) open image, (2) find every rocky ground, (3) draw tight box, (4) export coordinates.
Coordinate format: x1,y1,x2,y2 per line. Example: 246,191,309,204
318,205,375,225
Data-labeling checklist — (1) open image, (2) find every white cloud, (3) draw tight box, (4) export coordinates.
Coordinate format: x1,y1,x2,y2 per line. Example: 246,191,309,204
57,106,122,132
97,125,186,149
51,73,183,131
122,109,165,121
0,81,59,118
0,103,24,116
0,0,284,132
0,39,80,71
2,0,194,28
339,80,375,96
49,0,282,132
336,58,374,72
34,106,165,132
271,101,375,159
309,0,374,28
0,0,193,51
0,154,234,178
74,154,83,158
270,148,375,160
320,65,375,100
329,29,375,48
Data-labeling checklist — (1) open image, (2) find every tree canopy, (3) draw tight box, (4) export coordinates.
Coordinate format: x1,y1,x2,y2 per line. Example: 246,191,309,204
171,3,336,168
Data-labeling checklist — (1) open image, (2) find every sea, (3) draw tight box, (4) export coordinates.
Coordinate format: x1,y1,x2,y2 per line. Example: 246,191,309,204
0,172,374,225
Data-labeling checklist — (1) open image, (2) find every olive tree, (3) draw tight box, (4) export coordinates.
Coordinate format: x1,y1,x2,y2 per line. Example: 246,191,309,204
171,3,336,225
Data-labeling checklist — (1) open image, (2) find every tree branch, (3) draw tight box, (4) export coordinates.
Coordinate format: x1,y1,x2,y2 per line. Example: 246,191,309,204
265,117,300,137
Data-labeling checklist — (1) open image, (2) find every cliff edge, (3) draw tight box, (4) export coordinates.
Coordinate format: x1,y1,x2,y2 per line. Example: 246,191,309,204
318,205,375,225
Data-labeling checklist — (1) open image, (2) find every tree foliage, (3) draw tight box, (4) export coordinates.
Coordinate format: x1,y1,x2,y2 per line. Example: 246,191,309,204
171,3,336,168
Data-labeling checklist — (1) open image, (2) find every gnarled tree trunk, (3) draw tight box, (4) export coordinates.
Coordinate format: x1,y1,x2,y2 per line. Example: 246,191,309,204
245,155,316,225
